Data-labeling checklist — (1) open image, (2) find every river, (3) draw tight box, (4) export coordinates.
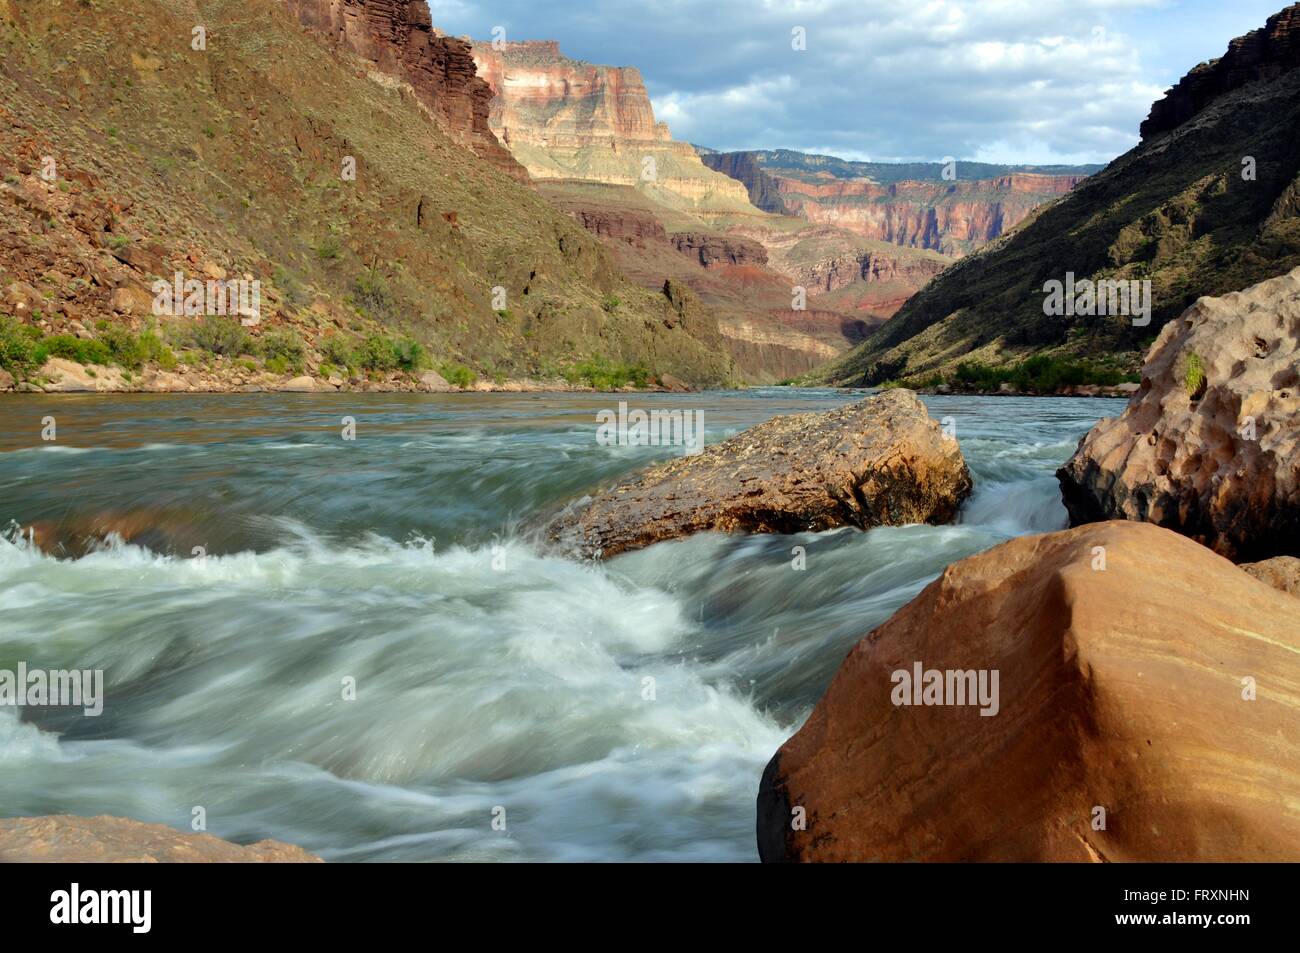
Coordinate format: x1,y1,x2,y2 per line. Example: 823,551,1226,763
0,389,1120,861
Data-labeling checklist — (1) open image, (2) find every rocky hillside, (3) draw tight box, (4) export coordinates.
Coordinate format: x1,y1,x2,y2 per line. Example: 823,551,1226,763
815,4,1300,386
703,150,1097,256
0,0,735,390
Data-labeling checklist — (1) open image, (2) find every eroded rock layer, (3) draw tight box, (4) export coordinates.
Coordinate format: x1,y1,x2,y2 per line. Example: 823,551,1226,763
1142,3,1300,139
1058,266,1300,563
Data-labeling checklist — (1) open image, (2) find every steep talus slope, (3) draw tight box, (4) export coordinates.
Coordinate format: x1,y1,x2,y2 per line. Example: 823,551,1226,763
0,0,733,385
816,5,1300,386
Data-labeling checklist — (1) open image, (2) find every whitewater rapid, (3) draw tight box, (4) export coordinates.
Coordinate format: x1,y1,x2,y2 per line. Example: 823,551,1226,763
0,390,1120,861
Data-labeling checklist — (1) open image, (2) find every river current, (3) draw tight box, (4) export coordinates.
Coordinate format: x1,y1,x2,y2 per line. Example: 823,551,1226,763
0,389,1120,861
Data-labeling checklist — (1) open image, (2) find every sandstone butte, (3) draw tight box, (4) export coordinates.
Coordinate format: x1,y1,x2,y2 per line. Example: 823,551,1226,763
470,40,755,212
1058,266,1300,563
757,520,1300,863
546,389,972,559
0,815,321,862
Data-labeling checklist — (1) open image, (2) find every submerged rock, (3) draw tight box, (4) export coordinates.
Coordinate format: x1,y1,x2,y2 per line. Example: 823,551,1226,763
547,389,972,558
758,521,1300,862
0,815,320,863
1058,267,1300,562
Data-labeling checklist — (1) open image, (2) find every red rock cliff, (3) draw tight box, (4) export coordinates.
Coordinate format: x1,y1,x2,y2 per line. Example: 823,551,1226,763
282,0,527,181
1142,3,1300,139
771,173,1083,256
470,40,754,211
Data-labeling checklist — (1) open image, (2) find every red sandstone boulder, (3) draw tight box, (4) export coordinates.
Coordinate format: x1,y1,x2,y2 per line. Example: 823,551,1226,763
0,815,320,863
758,521,1300,862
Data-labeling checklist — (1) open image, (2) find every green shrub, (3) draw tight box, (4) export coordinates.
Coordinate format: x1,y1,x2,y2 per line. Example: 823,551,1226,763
439,362,476,389
563,357,650,391
315,235,341,260
320,335,354,368
44,334,112,365
352,273,391,317
391,337,426,371
256,329,305,374
1183,352,1206,397
952,355,1123,393
355,334,399,372
184,316,251,356
0,317,41,371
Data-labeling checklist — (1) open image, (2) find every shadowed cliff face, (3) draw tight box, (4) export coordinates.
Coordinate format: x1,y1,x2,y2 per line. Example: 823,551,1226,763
1142,2,1300,139
470,41,755,212
283,0,527,182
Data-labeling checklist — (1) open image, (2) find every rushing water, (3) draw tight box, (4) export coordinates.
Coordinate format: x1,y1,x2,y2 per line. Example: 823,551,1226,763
0,389,1120,861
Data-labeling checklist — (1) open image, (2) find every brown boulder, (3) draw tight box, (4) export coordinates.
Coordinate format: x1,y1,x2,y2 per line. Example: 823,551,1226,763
109,284,155,315
1242,555,1300,598
1058,266,1300,562
758,521,1300,862
0,815,320,863
547,389,971,558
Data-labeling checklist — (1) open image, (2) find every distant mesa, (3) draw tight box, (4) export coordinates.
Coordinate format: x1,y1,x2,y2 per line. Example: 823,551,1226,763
470,39,755,213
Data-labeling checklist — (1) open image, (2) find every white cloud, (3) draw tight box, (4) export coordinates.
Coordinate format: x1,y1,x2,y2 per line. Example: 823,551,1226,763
428,0,1238,164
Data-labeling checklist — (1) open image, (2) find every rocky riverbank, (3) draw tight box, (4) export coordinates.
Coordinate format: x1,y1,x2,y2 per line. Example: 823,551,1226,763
0,359,697,395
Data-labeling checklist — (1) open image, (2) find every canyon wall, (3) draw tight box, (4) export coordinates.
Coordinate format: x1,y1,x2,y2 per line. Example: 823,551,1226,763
282,0,527,181
706,152,1085,257
471,41,756,212
1142,3,1300,139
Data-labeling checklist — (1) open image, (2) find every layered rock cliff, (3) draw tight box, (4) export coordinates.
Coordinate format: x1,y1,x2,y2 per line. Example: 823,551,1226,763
669,232,768,269
471,41,755,211
283,0,527,181
706,151,1086,257
1142,2,1300,139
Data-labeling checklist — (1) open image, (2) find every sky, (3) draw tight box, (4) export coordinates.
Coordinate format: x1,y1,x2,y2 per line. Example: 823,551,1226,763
427,0,1288,166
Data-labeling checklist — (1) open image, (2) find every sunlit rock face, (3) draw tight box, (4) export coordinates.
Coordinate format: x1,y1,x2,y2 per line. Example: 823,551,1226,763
471,41,756,212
